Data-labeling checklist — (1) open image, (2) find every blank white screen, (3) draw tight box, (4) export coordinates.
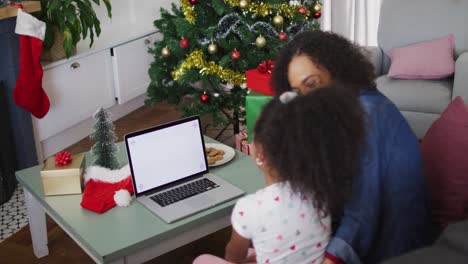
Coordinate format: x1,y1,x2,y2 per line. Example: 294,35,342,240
128,119,207,193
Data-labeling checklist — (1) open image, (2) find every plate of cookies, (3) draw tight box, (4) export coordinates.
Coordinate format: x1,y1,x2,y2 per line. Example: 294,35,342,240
205,143,236,167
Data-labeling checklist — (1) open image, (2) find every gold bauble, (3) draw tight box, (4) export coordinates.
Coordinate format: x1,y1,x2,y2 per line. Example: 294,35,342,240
208,43,218,54
239,0,249,10
161,47,170,58
313,3,322,12
256,35,266,48
273,15,284,26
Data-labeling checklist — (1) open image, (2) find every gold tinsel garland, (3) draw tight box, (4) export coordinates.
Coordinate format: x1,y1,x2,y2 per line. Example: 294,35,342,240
224,0,300,19
181,0,196,24
180,0,311,24
172,50,246,86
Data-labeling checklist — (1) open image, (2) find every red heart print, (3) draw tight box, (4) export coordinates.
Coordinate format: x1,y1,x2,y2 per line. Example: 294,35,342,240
277,234,283,240
274,248,279,253
274,196,280,202
257,200,263,205
300,213,305,219
290,245,296,250
265,259,270,264
316,242,322,248
239,211,244,216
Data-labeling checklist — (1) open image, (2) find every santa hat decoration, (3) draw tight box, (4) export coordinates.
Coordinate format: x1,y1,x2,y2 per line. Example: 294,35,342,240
80,165,135,214
14,8,50,118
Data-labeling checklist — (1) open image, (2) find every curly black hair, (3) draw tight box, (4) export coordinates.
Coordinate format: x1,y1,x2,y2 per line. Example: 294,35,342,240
254,84,366,218
271,30,376,95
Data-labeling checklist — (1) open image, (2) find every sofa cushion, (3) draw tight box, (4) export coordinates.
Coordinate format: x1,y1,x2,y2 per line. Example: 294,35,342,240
376,75,452,114
378,0,468,73
387,34,455,80
421,97,468,227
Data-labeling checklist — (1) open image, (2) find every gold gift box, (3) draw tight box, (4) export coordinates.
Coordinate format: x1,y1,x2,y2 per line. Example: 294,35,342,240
40,153,86,196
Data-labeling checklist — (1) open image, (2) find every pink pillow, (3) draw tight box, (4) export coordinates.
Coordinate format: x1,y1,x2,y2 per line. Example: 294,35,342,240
421,96,468,227
387,34,455,79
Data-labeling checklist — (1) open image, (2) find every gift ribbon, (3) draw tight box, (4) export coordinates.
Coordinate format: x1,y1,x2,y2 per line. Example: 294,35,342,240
55,151,73,166
10,2,24,9
257,60,274,74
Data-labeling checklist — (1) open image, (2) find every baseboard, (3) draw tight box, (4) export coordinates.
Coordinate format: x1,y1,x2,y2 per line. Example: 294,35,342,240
36,95,146,161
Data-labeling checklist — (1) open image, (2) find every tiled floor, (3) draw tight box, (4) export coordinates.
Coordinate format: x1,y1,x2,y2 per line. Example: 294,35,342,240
0,186,28,242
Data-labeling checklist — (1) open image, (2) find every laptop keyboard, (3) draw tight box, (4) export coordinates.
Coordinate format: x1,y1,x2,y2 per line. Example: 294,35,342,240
150,178,220,207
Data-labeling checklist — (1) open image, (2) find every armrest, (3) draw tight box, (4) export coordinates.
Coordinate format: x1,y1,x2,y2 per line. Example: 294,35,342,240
362,46,383,77
453,52,468,101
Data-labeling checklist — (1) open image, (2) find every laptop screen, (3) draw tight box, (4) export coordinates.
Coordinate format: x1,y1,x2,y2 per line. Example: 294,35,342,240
126,117,208,194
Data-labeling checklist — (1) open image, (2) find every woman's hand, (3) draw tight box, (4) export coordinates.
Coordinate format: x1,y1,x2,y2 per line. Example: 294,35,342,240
322,253,345,264
322,257,337,264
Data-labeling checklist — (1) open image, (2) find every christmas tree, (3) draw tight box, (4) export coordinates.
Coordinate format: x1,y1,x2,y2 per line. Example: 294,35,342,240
90,107,119,170
146,0,322,133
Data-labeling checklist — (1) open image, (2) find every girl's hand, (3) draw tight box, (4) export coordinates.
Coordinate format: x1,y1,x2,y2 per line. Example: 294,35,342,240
243,249,256,262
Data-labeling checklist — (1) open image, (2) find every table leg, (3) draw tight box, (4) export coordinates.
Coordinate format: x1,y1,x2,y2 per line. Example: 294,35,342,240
24,187,49,258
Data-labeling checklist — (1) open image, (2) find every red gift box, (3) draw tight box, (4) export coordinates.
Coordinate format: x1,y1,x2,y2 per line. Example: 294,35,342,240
246,60,275,96
235,132,251,156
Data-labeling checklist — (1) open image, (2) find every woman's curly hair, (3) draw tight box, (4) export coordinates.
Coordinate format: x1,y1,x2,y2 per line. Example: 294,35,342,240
271,30,376,95
254,84,366,218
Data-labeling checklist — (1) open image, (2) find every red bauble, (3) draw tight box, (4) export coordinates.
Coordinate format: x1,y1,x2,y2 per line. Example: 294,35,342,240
313,12,322,19
188,0,198,5
231,49,241,60
180,38,189,49
279,32,288,41
200,93,210,103
298,6,307,15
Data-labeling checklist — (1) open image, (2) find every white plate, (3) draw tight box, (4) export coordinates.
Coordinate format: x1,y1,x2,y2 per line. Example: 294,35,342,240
205,143,236,167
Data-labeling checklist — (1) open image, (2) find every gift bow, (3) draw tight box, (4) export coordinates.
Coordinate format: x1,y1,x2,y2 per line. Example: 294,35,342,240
257,60,274,74
55,151,73,166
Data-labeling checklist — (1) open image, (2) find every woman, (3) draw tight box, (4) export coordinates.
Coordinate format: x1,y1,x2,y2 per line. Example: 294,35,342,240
271,30,431,264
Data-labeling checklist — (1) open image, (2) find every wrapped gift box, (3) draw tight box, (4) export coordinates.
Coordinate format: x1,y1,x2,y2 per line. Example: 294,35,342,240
40,153,86,196
235,132,251,155
246,91,273,143
241,140,251,155
246,60,275,96
235,132,246,151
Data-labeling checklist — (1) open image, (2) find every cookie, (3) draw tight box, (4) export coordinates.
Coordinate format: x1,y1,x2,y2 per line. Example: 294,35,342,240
206,147,214,154
208,150,220,157
214,155,223,161
208,157,217,165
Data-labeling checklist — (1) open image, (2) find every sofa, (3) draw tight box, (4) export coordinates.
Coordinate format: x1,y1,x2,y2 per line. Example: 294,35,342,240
365,0,468,139
382,219,468,264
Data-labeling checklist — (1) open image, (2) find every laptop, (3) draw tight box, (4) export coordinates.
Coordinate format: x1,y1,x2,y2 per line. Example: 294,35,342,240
124,116,245,224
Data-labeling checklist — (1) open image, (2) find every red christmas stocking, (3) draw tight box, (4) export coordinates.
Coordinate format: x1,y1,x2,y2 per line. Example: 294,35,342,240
13,9,50,119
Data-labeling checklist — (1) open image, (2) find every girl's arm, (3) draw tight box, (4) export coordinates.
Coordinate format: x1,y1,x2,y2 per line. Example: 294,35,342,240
225,228,251,263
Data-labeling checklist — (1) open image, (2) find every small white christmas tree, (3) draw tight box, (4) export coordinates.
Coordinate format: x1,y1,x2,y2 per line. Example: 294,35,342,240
90,107,119,170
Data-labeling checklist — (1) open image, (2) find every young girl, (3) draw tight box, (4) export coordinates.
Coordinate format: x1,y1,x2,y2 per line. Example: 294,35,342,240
193,85,366,264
